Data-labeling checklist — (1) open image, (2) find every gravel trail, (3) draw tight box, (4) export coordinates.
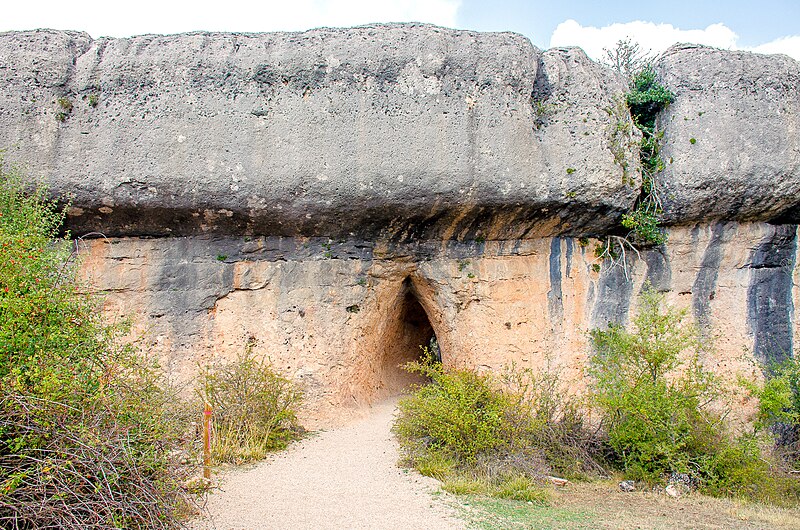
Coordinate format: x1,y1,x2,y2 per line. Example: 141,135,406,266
191,398,465,529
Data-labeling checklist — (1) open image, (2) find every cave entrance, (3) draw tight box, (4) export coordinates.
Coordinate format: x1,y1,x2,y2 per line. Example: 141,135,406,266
375,278,438,399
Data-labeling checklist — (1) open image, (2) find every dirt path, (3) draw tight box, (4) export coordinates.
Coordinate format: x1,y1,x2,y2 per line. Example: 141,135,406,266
189,398,800,530
191,398,464,530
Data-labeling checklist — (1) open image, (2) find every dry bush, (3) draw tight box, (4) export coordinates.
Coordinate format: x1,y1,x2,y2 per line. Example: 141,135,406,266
0,390,195,529
198,343,304,464
500,363,607,480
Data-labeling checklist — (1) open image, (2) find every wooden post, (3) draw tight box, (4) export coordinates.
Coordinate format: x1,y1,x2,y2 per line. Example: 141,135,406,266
203,401,212,480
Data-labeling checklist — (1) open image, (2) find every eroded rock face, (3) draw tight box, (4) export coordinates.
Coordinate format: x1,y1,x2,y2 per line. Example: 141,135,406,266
1,26,798,425
657,44,800,224
0,25,637,240
77,223,798,426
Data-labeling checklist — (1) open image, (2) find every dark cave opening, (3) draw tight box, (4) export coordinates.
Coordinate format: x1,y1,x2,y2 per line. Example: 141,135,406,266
375,279,437,398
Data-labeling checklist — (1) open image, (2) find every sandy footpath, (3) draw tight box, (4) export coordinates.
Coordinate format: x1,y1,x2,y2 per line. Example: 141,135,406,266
191,398,465,530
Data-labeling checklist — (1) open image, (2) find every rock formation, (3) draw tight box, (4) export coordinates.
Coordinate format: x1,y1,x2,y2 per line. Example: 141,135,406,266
0,25,797,425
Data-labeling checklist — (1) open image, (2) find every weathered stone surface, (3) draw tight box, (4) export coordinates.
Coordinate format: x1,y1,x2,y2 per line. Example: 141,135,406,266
78,222,798,426
0,25,636,240
2,26,798,427
657,44,800,225
1,28,798,238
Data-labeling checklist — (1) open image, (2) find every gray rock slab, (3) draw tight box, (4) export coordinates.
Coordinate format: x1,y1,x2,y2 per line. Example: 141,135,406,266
0,25,635,239
656,43,800,225
2,29,797,240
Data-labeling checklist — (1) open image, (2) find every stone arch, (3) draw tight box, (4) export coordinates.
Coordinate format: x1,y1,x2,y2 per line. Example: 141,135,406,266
350,270,447,404
404,271,451,366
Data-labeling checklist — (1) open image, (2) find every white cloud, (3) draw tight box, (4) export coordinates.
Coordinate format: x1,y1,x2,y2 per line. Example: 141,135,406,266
549,19,800,62
549,19,737,61
1,0,462,38
750,35,800,61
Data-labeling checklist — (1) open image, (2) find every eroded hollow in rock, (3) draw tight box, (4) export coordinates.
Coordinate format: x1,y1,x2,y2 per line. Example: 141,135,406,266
372,278,438,400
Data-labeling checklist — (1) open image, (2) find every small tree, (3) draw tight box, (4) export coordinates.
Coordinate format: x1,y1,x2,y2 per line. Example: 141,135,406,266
589,287,782,500
589,286,720,481
602,37,653,85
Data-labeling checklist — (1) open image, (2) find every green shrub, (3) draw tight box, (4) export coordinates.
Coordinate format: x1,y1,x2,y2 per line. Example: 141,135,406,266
588,286,789,503
700,434,770,499
625,67,675,132
745,355,800,475
589,286,723,482
751,357,800,435
198,343,304,464
0,160,194,528
393,354,507,465
393,349,604,500
702,425,800,506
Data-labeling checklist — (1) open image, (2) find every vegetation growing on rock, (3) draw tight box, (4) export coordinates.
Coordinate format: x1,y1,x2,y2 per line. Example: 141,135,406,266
597,41,675,268
621,67,673,246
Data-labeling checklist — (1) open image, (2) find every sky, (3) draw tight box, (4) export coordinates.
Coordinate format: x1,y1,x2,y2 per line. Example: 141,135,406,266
2,0,799,61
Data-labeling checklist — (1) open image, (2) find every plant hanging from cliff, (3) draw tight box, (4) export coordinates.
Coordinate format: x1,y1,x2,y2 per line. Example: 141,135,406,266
622,67,673,245
596,49,675,272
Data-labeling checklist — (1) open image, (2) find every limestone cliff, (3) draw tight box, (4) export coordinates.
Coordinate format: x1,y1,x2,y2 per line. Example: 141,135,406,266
0,25,798,425
1,25,638,239
656,44,800,224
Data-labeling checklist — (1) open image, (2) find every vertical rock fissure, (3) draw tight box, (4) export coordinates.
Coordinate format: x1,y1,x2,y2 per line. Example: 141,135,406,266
692,222,735,333
590,255,635,329
547,237,564,331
